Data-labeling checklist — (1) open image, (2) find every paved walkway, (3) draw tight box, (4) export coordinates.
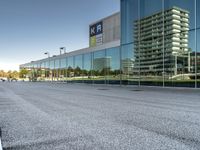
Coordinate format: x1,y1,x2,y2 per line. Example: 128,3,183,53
0,82,200,150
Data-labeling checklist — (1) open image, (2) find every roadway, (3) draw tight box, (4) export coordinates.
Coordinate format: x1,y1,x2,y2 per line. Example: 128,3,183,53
0,82,200,150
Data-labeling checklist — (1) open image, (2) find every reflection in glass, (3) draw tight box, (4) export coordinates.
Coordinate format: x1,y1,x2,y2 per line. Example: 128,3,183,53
83,53,92,83
197,30,200,87
121,0,139,44
93,50,106,84
67,56,74,79
59,58,67,80
74,55,83,82
106,47,120,84
164,0,195,87
121,44,135,85
20,0,199,88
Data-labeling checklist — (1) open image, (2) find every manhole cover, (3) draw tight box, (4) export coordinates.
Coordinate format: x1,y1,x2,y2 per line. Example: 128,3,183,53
131,89,143,91
98,88,109,91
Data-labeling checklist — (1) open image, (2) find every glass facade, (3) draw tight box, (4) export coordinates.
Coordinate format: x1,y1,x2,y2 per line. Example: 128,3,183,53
20,0,199,88
197,0,200,87
121,0,200,88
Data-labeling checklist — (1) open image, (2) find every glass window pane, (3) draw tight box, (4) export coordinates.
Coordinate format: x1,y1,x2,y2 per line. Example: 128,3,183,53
74,55,82,69
54,59,59,69
74,55,83,82
60,58,66,68
121,0,139,44
197,30,200,87
83,53,92,83
165,0,195,29
138,0,163,86
67,56,74,68
121,43,135,85
67,56,74,78
164,0,195,87
197,0,200,87
41,62,45,69
83,53,92,71
93,50,106,84
34,63,38,69
50,60,54,69
197,0,200,28
106,47,120,84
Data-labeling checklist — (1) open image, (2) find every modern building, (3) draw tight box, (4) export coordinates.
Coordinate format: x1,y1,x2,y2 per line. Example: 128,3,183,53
20,0,200,88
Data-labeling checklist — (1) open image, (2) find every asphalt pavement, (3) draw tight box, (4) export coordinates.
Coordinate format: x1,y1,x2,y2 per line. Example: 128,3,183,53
0,82,200,150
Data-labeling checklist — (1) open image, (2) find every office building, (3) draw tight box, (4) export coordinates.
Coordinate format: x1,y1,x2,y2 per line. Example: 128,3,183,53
20,0,200,88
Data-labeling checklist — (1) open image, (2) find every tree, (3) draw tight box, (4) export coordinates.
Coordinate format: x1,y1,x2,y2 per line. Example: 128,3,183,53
0,70,6,77
11,71,19,78
19,69,29,78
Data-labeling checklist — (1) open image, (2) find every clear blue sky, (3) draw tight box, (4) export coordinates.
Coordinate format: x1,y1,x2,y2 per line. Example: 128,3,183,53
0,0,120,71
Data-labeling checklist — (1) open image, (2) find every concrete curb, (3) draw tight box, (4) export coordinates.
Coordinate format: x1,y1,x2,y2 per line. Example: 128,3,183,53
0,128,3,150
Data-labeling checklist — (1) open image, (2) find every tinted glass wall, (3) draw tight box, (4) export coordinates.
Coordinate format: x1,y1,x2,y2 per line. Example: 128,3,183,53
74,55,83,82
197,0,200,87
21,0,199,88
106,47,120,84
22,47,121,84
121,0,199,87
83,53,93,83
93,50,106,84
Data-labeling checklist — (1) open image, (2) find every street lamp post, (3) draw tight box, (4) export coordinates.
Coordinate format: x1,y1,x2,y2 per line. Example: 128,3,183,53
59,47,66,81
44,52,51,81
60,47,66,55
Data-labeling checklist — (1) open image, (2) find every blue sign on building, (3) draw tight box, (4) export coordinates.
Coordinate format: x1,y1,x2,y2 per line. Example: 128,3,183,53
90,21,103,37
